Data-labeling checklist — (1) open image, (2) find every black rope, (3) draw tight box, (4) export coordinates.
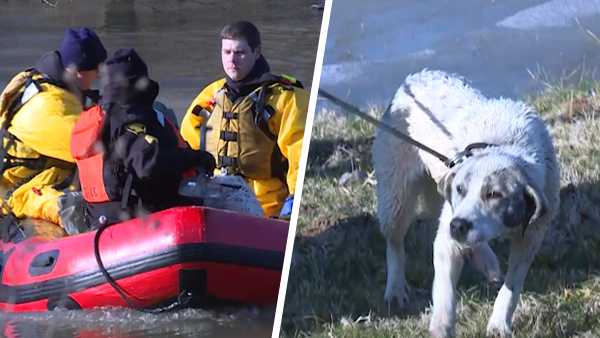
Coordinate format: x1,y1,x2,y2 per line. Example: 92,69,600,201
93,222,192,313
318,89,451,165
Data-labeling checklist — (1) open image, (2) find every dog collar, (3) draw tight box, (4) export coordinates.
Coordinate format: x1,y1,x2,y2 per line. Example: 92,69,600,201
446,142,498,168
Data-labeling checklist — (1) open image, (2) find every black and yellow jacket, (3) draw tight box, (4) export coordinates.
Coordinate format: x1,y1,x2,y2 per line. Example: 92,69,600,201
180,56,309,217
83,77,209,227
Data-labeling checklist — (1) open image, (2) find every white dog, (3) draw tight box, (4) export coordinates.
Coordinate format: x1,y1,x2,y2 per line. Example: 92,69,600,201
372,70,560,337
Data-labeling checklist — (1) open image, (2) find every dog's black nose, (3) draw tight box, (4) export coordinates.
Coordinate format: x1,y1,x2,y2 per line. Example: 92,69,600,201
450,217,472,240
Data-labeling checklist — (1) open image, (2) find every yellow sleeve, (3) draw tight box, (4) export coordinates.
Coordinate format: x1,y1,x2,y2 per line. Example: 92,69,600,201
180,79,226,150
269,86,309,195
8,86,82,163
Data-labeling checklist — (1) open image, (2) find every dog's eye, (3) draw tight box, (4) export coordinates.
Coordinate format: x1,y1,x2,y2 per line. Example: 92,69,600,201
456,185,466,196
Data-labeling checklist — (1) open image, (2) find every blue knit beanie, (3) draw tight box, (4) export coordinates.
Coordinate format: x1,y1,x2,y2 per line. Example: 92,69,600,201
59,27,107,71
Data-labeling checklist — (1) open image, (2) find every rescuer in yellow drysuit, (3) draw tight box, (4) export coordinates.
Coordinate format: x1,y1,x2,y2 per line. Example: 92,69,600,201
180,21,309,218
0,27,106,236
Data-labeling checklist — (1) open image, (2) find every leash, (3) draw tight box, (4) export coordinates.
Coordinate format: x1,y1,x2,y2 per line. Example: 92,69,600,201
318,89,451,164
318,89,495,168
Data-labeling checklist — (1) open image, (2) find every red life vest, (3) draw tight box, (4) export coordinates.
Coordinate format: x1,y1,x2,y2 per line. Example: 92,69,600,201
71,105,110,203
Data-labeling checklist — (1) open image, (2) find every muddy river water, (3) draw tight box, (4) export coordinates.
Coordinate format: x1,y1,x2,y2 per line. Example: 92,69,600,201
0,0,322,119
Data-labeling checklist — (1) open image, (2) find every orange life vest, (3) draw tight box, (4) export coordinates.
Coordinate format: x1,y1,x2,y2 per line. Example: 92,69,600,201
71,105,109,203
72,104,190,204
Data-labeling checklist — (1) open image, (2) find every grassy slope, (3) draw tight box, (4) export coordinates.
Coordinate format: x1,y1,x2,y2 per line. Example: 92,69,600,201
282,82,600,337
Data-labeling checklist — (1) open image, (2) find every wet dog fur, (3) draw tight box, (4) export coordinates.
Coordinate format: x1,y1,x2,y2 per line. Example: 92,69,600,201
372,70,560,337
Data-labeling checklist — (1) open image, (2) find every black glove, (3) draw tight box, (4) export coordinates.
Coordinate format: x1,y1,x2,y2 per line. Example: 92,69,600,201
194,149,216,174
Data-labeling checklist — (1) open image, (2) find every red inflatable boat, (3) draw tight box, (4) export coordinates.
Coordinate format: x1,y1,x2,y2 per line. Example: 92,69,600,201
0,206,288,312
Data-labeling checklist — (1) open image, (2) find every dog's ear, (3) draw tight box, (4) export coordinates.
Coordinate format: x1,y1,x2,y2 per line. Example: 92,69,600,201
522,183,548,235
438,171,456,202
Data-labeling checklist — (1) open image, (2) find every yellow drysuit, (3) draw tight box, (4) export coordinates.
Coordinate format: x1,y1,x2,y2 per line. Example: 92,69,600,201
0,71,81,226
180,77,308,217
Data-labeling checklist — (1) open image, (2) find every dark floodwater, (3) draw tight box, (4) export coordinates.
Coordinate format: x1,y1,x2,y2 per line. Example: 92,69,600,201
0,1,322,337
0,307,275,337
0,0,322,120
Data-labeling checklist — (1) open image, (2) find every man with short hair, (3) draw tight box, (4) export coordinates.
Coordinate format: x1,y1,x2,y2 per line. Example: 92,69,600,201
180,21,309,218
0,27,106,236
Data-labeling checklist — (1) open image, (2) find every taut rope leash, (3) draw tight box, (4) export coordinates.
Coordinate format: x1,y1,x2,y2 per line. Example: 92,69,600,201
318,89,495,168
318,89,451,165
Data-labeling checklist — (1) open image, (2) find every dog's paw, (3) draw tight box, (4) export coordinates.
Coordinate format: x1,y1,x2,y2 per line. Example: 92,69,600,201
486,320,512,337
429,322,455,338
384,282,410,311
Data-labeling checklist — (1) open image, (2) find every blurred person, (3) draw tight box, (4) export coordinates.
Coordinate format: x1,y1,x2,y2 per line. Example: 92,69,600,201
0,27,106,239
72,48,216,231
